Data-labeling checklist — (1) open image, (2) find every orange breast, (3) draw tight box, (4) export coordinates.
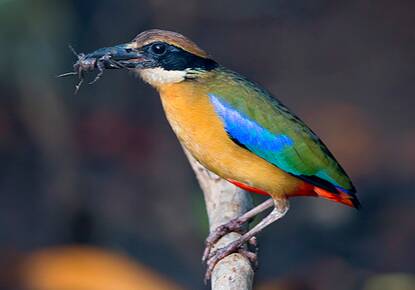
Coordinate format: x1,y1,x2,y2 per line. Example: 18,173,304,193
157,81,304,199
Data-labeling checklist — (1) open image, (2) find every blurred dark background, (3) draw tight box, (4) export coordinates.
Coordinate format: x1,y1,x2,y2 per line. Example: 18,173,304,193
0,0,414,289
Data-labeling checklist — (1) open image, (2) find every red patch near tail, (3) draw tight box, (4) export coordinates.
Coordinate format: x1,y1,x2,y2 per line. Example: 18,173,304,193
227,179,270,196
227,179,359,208
292,182,358,208
313,186,357,208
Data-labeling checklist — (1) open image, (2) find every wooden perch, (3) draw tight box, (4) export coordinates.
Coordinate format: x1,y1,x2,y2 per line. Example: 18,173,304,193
183,148,254,290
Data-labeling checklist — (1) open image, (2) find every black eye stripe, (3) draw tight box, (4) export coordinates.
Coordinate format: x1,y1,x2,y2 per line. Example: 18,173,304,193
142,42,218,71
142,42,176,53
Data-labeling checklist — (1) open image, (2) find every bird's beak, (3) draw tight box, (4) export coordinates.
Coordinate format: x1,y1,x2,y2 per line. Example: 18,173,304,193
59,42,154,93
82,43,152,69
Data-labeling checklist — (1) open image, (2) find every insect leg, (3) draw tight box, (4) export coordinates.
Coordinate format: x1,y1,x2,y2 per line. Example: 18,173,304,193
74,69,86,94
88,58,106,85
57,71,78,78
74,78,84,94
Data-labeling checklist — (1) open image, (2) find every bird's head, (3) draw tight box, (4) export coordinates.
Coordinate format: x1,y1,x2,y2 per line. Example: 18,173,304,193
81,29,218,89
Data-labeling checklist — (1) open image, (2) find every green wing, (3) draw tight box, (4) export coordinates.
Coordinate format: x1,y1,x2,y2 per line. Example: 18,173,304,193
207,69,355,193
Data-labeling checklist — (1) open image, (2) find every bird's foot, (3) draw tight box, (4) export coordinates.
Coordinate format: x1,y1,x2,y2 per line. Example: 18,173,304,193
202,218,247,262
204,236,258,282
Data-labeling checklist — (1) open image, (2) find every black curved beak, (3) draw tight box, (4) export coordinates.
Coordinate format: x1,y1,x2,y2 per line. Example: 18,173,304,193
82,43,151,69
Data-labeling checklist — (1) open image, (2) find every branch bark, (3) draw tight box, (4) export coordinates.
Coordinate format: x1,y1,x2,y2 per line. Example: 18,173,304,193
182,148,254,290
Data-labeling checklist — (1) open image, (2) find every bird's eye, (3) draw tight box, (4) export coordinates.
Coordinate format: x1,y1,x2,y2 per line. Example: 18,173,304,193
151,43,167,55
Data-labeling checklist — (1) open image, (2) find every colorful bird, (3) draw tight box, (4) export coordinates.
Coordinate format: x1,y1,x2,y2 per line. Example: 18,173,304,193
65,29,360,279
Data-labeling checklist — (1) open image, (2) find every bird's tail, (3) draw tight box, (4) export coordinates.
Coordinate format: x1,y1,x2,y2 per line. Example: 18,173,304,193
313,186,360,209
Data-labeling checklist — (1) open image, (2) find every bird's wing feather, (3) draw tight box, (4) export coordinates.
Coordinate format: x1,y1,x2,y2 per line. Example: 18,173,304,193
208,70,355,193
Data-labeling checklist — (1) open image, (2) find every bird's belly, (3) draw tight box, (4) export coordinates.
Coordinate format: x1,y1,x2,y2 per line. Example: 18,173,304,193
159,84,301,197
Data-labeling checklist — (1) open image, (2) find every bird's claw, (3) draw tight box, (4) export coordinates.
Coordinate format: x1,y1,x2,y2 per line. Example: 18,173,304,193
245,236,259,269
202,218,246,262
204,239,242,282
204,237,258,283
238,248,258,269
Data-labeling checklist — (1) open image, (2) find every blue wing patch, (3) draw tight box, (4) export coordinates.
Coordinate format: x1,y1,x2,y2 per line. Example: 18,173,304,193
209,94,294,155
208,93,356,197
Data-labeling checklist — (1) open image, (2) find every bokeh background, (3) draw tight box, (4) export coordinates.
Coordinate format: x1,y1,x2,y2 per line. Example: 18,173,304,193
0,0,414,289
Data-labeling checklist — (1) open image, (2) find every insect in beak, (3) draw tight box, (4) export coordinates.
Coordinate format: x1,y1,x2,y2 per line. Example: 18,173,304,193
58,43,150,94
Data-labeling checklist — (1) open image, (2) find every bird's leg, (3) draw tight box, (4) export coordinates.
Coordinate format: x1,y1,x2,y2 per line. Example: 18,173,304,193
204,199,289,281
202,198,274,262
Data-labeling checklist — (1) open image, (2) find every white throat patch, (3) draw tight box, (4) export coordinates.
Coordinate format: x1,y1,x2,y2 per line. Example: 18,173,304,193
139,68,186,87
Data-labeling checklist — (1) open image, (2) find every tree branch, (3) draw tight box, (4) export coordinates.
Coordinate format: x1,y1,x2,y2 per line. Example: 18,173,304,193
182,148,254,290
